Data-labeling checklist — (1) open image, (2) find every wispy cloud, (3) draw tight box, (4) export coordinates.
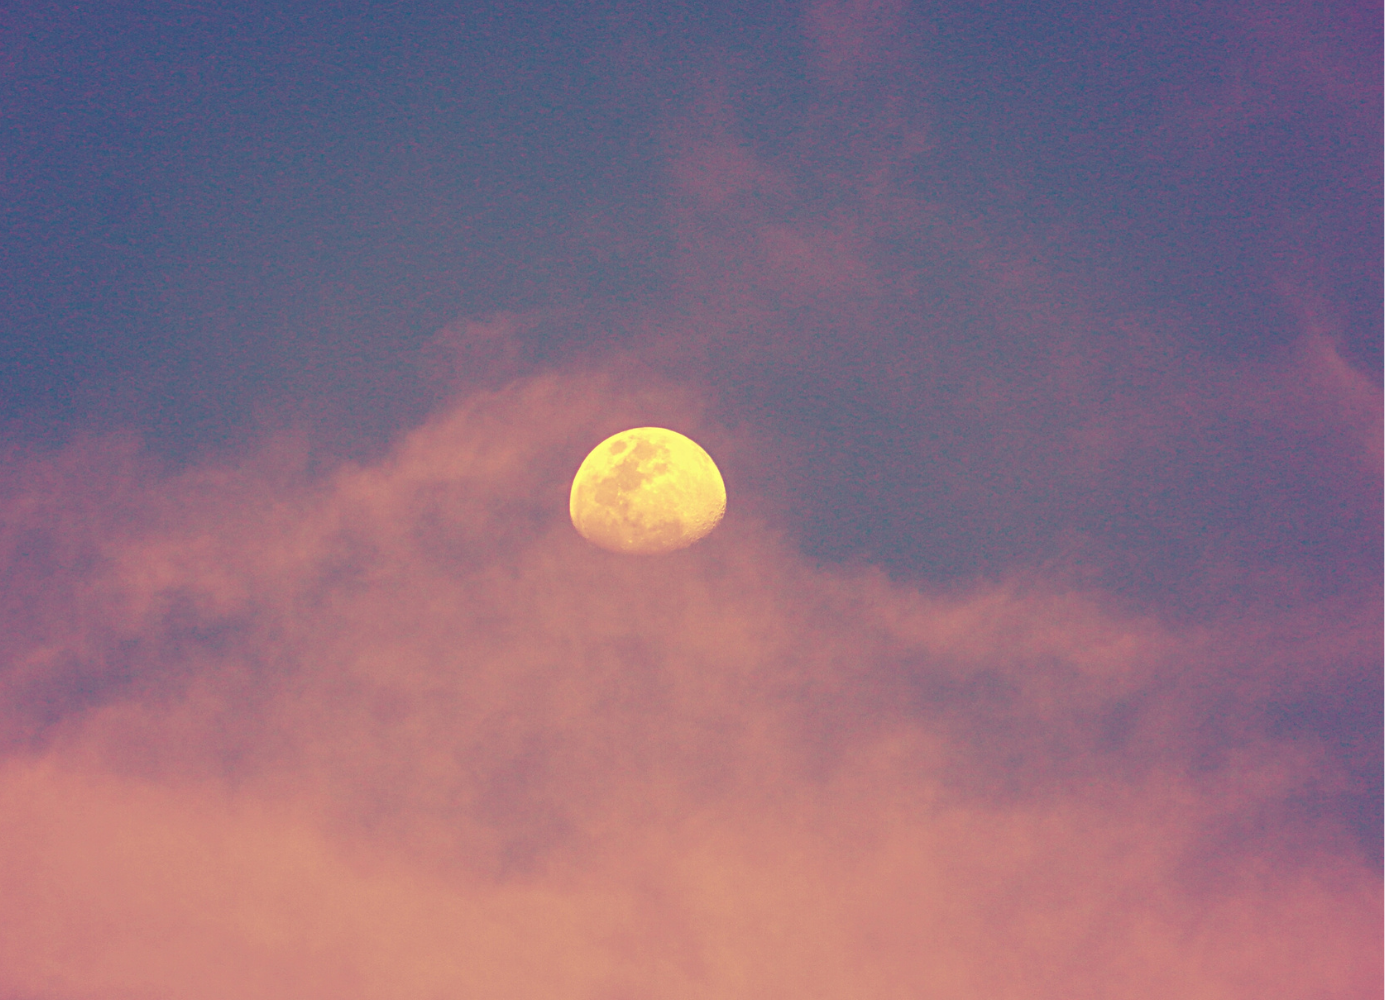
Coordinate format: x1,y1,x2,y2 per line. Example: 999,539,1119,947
0,366,1378,997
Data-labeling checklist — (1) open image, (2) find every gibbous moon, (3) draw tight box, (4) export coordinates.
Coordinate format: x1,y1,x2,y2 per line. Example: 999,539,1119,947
569,427,727,554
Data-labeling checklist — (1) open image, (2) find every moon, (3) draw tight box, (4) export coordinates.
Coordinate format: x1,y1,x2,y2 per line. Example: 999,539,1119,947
569,427,727,554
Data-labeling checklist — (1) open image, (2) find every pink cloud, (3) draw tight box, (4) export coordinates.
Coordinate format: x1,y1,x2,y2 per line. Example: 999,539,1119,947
0,367,1378,997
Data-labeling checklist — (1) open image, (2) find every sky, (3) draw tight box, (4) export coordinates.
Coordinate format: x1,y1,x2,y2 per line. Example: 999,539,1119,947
0,1,1383,997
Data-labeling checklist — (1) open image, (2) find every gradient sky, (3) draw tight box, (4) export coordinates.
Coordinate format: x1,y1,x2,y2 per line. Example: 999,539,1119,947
0,2,1382,997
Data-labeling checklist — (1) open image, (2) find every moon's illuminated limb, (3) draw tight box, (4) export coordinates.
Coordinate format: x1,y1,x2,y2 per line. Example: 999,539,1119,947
569,427,727,554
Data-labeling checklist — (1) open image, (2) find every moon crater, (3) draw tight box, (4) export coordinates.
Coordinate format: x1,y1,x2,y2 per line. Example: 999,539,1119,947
569,427,726,555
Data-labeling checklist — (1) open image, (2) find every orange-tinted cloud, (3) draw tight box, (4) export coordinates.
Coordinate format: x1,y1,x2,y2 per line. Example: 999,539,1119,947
0,366,1379,997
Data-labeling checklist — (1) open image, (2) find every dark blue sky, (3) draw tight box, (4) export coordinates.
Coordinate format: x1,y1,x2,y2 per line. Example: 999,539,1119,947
3,1,1379,456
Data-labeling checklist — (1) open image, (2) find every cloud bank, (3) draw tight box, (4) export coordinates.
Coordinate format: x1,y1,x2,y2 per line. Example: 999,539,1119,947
0,361,1378,998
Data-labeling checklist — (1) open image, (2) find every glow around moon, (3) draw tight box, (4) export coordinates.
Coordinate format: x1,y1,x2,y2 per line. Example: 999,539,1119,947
569,427,727,555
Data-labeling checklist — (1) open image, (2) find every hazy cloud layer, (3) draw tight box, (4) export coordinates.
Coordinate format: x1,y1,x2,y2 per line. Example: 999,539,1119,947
0,365,1378,998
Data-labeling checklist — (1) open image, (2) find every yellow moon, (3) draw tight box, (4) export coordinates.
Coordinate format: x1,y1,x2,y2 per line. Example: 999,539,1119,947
569,427,727,554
